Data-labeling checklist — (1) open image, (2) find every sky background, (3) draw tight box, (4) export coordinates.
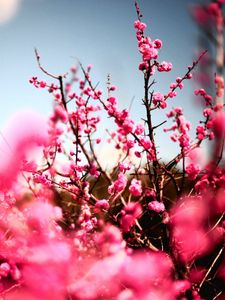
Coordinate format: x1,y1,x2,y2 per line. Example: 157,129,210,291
0,0,206,162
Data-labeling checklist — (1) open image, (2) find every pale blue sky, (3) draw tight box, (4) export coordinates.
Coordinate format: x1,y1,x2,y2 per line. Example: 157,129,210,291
0,0,204,161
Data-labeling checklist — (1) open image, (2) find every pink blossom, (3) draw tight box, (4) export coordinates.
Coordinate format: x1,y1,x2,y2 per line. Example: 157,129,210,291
186,73,192,79
120,202,142,232
0,111,47,190
119,163,131,172
208,2,220,16
120,118,134,134
170,82,177,89
139,44,158,60
52,105,68,123
94,199,110,213
134,123,144,135
89,164,100,178
213,112,225,138
125,139,135,149
108,173,127,195
134,151,141,158
39,81,47,88
191,5,209,25
173,280,191,296
170,196,210,262
167,91,177,98
186,163,200,180
139,137,152,151
129,178,142,196
134,20,147,31
121,251,173,296
157,61,172,72
148,200,165,213
152,92,164,105
109,85,116,91
203,108,212,117
195,88,206,97
0,262,10,277
153,39,163,49
145,188,156,199
139,61,148,71
195,178,209,193
94,224,125,255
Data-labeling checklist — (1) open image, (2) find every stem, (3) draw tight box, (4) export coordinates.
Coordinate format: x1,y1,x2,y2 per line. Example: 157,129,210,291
143,68,161,200
178,149,185,196
199,245,224,290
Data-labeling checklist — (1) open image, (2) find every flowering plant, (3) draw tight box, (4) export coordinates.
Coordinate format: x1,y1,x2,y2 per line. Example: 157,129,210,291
0,1,224,299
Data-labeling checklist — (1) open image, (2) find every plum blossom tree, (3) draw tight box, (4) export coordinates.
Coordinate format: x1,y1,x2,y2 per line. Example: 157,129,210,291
0,1,224,299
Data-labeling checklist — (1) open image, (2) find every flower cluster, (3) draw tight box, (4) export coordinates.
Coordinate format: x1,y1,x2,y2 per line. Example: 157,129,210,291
164,107,191,151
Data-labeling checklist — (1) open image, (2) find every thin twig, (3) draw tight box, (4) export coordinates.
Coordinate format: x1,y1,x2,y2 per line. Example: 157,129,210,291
199,245,224,289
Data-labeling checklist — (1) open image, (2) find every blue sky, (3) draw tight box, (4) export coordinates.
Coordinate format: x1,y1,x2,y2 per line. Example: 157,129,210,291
0,0,204,161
